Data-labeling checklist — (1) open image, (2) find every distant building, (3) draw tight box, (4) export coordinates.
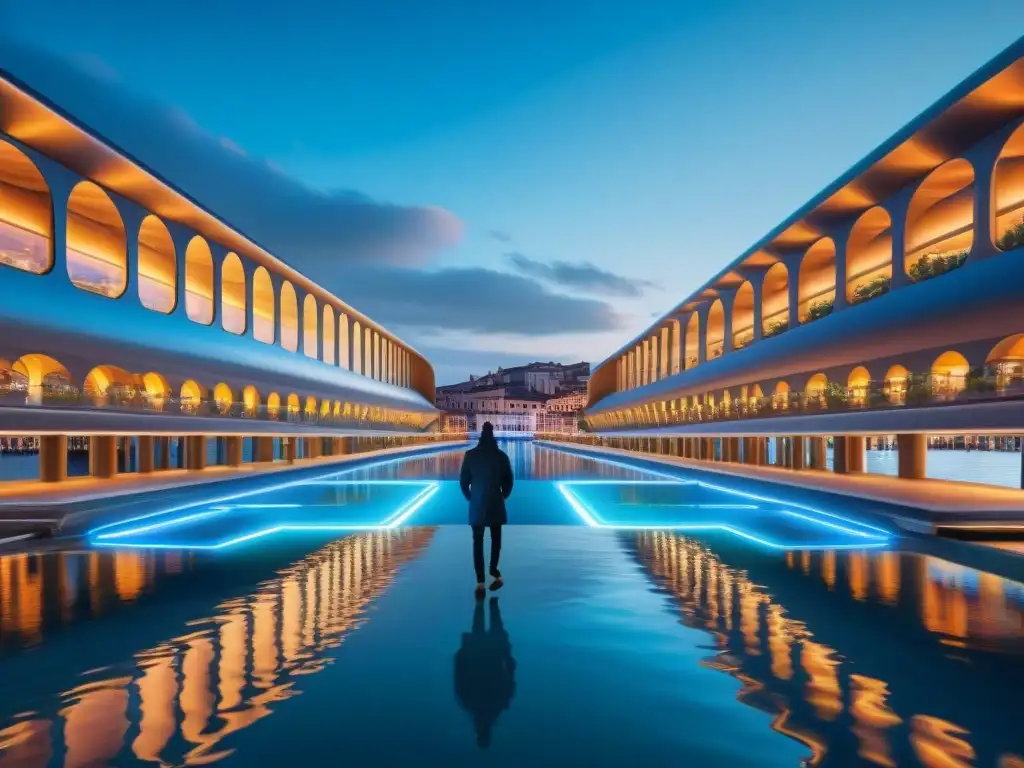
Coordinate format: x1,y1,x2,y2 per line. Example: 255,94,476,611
546,391,587,413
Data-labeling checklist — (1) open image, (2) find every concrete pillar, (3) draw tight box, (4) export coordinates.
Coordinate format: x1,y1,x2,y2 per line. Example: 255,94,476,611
774,437,785,467
89,435,118,479
39,435,68,483
138,435,156,473
810,437,827,470
285,438,297,464
848,436,866,473
176,437,186,469
702,438,714,460
186,436,207,470
156,437,171,470
791,436,805,470
832,436,848,474
254,436,275,462
742,437,755,464
897,433,926,479
226,436,244,467
728,437,740,463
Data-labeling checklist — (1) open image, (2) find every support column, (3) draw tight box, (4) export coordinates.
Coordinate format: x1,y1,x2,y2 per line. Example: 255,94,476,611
832,436,848,475
810,437,827,470
39,435,68,483
89,435,118,479
897,433,926,479
186,436,207,470
791,436,805,470
138,435,156,474
742,437,755,464
848,436,866,473
254,436,275,462
703,438,714,461
728,437,740,463
226,436,244,467
774,437,785,467
157,437,171,470
284,438,297,464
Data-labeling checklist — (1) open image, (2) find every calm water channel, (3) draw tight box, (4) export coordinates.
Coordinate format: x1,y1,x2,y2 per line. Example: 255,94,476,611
0,441,1021,766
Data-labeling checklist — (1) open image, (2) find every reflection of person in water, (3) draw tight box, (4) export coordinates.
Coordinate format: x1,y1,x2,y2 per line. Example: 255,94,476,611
454,598,516,749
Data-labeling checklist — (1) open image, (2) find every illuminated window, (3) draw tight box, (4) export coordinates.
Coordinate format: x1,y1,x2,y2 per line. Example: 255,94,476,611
0,141,52,274
798,238,836,323
67,181,126,298
846,207,892,304
322,305,335,364
253,267,274,344
339,314,350,369
303,294,318,358
352,320,362,374
684,312,699,369
706,300,724,360
221,252,246,334
185,236,214,324
994,123,1024,252
906,159,974,281
138,215,175,312
280,281,298,351
732,282,754,349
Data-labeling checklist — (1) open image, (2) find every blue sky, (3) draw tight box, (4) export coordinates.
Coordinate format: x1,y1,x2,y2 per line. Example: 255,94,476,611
3,2,1022,384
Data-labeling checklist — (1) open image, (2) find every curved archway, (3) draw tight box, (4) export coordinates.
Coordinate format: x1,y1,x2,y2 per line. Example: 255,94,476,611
11,354,73,403
319,399,331,418
364,327,373,376
333,400,342,418
267,392,281,419
221,252,246,334
798,238,836,323
339,314,350,369
995,122,1024,252
732,282,755,350
253,267,275,344
804,373,828,406
987,334,1024,390
180,379,206,411
931,350,969,398
287,393,300,417
67,181,126,297
137,215,176,313
847,207,892,304
303,294,318,359
213,382,234,415
883,364,909,405
706,300,724,360
322,305,336,365
140,371,169,410
772,380,790,410
85,365,136,403
906,159,974,281
352,320,363,374
280,281,299,351
0,141,52,274
304,395,317,417
847,366,871,406
242,385,260,415
761,263,789,337
185,236,214,324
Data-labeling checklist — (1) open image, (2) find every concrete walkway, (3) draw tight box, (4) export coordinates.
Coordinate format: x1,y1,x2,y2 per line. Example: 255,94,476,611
537,440,1024,531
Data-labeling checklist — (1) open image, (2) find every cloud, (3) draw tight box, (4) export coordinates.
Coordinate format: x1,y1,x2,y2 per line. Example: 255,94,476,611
326,265,624,336
487,229,513,243
0,40,462,268
506,252,658,298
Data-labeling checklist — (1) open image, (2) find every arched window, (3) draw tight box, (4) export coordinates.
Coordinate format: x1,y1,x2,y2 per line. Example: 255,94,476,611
373,332,381,380
303,293,318,359
242,385,260,416
931,351,969,399
0,141,52,274
732,282,754,350
339,314,350,369
11,354,73,404
847,366,871,407
883,365,909,405
906,159,974,281
322,305,336,365
280,281,298,351
684,313,699,369
995,123,1024,252
352,320,362,374
253,267,275,344
706,300,724,360
67,181,126,297
798,238,836,323
761,263,789,337
185,236,214,324
846,207,892,304
221,252,246,334
213,382,233,415
140,371,169,410
85,365,136,403
364,327,372,376
267,392,281,419
138,215,176,312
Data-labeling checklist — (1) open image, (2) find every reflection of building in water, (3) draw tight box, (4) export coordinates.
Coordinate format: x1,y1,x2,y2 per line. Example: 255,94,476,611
0,529,433,766
629,532,1024,768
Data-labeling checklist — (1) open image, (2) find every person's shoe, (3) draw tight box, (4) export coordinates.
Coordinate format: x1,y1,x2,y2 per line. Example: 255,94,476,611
489,576,504,592
475,583,486,599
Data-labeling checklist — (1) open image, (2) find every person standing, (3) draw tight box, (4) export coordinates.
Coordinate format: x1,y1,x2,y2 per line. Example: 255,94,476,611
459,422,514,596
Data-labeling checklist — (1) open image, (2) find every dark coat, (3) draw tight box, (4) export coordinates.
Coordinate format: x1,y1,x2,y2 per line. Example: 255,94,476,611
459,438,514,526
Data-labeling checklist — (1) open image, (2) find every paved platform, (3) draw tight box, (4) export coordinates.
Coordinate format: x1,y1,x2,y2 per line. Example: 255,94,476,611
537,441,1024,531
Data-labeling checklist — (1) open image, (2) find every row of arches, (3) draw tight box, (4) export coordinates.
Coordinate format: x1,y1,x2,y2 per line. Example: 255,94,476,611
593,335,1024,430
614,118,1024,392
0,353,432,429
0,140,418,392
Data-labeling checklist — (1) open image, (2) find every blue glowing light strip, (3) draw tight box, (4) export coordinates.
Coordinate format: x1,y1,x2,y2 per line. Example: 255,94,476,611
555,483,889,551
94,483,440,550
545,442,893,538
88,445,464,537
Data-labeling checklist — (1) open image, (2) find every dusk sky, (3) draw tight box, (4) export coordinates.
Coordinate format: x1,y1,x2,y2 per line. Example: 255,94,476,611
3,2,1021,384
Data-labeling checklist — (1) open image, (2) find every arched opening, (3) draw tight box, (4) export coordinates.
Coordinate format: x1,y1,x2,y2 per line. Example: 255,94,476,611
804,373,828,407
85,365,136,404
931,350,969,399
66,181,126,297
761,263,789,337
287,393,300,418
732,282,755,350
319,399,331,418
180,379,206,412
322,305,336,365
303,293,318,359
304,396,317,418
772,381,790,411
684,313,699,370
221,252,246,334
352,320,363,374
906,159,974,281
847,207,892,304
213,382,233,415
280,281,298,351
883,365,909,405
847,366,871,407
0,141,52,274
253,267,275,344
242,385,260,416
267,392,281,419
140,371,169,410
137,215,176,313
364,327,372,376
339,314,350,369
10,354,73,403
185,236,214,324
706,300,724,360
798,238,836,323
986,334,1024,391
333,400,342,418
373,332,381,379
995,122,1024,252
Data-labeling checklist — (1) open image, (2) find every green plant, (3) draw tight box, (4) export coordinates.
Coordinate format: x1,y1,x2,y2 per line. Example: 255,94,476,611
867,390,890,409
908,250,967,282
805,298,834,322
851,276,891,304
734,333,753,350
905,375,932,406
964,366,996,394
824,381,849,409
996,216,1024,252
764,320,788,338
